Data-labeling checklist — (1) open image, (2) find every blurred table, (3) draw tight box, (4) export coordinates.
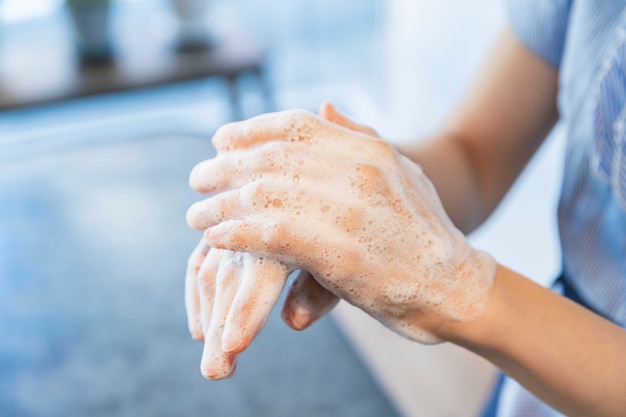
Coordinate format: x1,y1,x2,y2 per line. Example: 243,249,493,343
0,132,400,417
0,4,271,120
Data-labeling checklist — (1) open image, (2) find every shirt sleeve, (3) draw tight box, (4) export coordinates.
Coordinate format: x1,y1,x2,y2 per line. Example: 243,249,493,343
506,0,573,67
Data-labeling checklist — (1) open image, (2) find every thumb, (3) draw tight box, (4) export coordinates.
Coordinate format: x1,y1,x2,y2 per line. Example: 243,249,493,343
318,101,380,138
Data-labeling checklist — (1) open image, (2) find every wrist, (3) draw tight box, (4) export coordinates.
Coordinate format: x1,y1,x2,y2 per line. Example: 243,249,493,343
398,247,498,345
435,263,509,350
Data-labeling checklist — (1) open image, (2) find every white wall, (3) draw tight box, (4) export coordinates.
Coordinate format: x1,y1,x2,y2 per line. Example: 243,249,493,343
377,0,563,288
334,2,565,417
380,0,505,138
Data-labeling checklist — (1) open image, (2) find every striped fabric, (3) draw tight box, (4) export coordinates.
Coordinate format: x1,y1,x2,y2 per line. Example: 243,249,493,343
594,24,626,185
490,1,626,416
506,0,571,67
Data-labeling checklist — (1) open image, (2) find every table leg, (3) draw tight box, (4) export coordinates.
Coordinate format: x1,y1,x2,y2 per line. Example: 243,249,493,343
225,75,243,121
253,65,275,113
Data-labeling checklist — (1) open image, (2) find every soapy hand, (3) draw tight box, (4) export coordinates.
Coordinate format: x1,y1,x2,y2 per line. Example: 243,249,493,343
185,103,374,379
186,103,497,378
185,238,340,380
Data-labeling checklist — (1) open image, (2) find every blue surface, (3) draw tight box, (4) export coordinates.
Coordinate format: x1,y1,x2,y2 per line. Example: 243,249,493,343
0,1,398,415
0,136,399,417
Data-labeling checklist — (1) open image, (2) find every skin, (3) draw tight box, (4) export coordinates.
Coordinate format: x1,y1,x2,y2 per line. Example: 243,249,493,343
186,28,626,417
184,105,370,377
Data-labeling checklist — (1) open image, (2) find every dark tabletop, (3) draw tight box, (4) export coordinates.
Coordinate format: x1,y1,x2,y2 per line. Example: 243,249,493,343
0,4,266,111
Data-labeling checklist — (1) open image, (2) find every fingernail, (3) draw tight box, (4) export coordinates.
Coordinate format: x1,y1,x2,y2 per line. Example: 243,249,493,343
201,355,235,380
221,337,242,354
190,328,204,342
291,307,313,330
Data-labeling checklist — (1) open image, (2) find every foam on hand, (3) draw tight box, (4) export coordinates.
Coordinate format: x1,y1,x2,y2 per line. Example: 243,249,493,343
191,110,497,350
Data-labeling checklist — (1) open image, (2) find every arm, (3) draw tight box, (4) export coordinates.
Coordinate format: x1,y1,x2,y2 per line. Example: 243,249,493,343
186,27,626,417
399,28,559,233
441,265,626,417
401,29,625,416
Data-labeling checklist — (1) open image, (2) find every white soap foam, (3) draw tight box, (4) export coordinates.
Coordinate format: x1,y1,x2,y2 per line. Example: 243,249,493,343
206,112,496,346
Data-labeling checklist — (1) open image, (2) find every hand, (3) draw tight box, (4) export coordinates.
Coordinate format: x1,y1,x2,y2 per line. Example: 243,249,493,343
185,103,375,379
185,239,341,379
185,241,286,379
187,104,496,346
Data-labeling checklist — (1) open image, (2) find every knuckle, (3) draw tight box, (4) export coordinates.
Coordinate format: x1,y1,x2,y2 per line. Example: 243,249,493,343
258,141,288,163
215,194,231,219
336,205,366,234
285,109,319,133
354,162,384,181
198,272,216,292
351,162,390,196
290,108,316,121
264,221,291,252
342,249,364,276
212,122,238,151
371,139,396,160
240,181,268,208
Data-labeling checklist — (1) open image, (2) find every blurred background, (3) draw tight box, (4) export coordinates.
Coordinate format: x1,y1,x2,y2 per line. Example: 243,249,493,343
0,1,564,416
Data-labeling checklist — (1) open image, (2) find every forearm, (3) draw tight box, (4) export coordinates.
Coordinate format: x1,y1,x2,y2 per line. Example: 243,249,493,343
398,134,490,234
397,28,559,234
440,265,626,417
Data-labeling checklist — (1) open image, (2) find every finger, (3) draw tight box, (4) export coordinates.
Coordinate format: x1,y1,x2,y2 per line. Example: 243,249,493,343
189,151,259,194
187,188,242,230
316,104,395,164
189,142,352,196
211,109,317,152
185,239,210,340
190,142,301,194
205,219,344,271
187,177,334,231
212,109,384,159
221,255,290,354
281,270,339,331
197,247,223,343
188,158,387,232
318,101,380,138
205,220,300,264
200,251,242,380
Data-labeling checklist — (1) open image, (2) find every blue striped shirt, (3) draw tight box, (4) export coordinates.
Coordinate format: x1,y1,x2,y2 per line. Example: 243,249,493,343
496,1,626,416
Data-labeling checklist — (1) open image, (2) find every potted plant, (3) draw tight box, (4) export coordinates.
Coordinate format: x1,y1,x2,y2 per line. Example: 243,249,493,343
169,0,213,52
66,0,114,65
